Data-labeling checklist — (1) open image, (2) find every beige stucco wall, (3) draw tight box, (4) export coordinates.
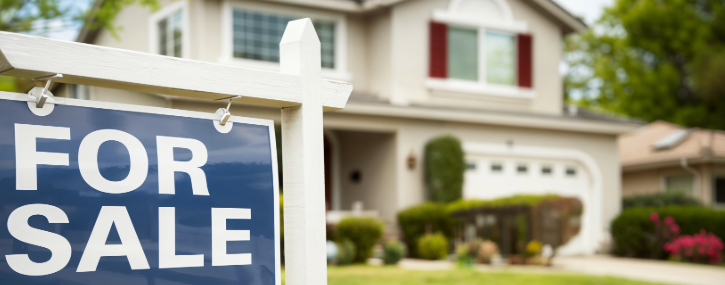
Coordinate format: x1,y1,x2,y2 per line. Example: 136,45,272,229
623,164,725,206
168,98,621,236
388,0,564,114
88,0,566,115
335,130,398,224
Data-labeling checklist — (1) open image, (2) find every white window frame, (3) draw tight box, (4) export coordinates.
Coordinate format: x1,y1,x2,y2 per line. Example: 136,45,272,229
426,0,534,99
148,0,191,59
220,0,350,81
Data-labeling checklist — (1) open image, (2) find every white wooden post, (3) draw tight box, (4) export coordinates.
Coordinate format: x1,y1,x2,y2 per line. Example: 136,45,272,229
279,19,327,285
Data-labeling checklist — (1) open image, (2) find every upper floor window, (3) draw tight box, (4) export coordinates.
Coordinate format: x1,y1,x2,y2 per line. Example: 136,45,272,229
430,22,530,87
232,10,336,69
158,10,183,57
149,1,187,58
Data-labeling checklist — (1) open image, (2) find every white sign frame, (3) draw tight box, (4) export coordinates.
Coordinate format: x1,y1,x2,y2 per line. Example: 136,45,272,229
1,18,339,285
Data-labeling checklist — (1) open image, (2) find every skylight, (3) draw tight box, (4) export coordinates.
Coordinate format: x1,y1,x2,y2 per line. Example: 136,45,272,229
653,129,691,150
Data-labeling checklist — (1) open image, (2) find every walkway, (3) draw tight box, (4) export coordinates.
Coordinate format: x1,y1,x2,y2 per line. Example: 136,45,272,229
553,255,725,285
397,255,725,285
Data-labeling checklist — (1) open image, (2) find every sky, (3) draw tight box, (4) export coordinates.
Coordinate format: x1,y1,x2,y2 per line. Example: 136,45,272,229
45,0,614,41
552,0,615,25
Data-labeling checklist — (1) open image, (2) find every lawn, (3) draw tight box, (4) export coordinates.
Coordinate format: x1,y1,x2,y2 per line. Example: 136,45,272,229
282,265,665,285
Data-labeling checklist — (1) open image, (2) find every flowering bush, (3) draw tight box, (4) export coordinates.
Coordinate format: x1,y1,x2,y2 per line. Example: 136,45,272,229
665,230,724,265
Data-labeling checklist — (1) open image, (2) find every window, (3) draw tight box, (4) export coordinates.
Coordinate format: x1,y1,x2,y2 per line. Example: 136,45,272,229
490,162,503,173
665,175,693,194
466,162,477,171
486,31,516,85
158,10,183,57
429,21,532,88
516,164,528,174
232,10,336,69
70,84,89,100
715,177,725,205
448,27,478,81
541,165,552,176
565,167,577,177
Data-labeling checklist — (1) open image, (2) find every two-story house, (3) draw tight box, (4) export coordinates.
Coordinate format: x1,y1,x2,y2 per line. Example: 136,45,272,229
60,0,640,255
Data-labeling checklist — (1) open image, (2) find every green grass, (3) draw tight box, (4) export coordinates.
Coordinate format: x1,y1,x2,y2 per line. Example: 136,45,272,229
282,265,665,285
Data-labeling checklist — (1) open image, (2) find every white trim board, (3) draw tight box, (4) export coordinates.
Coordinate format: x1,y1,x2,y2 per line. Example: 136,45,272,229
0,31,353,111
0,89,282,284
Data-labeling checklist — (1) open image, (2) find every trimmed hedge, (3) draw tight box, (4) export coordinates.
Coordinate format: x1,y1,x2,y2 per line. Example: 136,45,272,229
447,194,560,213
623,192,701,209
611,206,725,259
397,194,562,258
424,135,465,203
336,217,384,263
397,203,455,257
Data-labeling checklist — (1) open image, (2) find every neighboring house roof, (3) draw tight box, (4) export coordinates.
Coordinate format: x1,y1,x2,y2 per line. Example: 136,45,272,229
619,121,725,171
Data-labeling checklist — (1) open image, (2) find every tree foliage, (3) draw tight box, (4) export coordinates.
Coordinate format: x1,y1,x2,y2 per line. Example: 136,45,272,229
424,135,465,203
0,0,160,38
0,0,160,92
564,0,725,129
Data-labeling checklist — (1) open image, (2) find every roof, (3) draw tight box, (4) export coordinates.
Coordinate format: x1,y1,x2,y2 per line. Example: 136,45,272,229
619,121,725,170
77,0,587,43
343,92,641,135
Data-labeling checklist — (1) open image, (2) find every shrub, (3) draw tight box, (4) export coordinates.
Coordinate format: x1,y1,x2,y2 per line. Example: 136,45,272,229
336,240,356,265
424,135,464,203
623,192,701,209
418,233,449,260
335,217,383,263
397,203,455,257
665,230,723,264
611,206,725,259
525,240,543,257
383,240,406,265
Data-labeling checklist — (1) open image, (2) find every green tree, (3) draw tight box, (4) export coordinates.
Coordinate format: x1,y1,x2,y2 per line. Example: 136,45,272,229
0,0,160,91
424,135,465,203
564,0,725,129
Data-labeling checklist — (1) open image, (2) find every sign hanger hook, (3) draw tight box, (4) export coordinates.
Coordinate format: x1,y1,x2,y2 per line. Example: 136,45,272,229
32,74,63,108
213,95,241,126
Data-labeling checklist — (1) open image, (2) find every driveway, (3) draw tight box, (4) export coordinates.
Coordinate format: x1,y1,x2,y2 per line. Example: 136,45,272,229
553,255,725,285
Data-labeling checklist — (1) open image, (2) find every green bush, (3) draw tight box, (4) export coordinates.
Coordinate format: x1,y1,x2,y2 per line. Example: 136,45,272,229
611,206,725,259
424,135,465,203
335,217,384,263
418,233,449,260
336,240,356,265
623,192,701,209
383,240,406,265
397,203,455,257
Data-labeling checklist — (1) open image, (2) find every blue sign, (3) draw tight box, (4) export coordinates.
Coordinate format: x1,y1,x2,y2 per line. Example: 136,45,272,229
0,92,281,284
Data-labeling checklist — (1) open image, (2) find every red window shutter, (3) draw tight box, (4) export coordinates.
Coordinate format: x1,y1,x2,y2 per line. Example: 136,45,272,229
429,21,447,78
517,34,533,88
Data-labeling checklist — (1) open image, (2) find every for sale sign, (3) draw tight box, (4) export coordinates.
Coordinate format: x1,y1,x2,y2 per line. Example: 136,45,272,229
0,91,281,284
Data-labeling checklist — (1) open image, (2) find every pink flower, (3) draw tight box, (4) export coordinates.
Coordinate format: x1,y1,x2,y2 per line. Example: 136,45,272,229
650,212,660,225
